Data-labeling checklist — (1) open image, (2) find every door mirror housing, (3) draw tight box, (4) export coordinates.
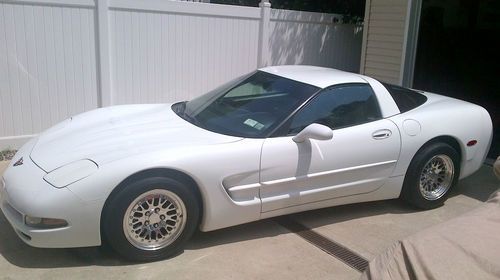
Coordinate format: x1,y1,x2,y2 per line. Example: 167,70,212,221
292,123,333,143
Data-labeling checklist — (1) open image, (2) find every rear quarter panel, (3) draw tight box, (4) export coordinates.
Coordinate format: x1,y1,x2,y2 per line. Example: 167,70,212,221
389,92,492,179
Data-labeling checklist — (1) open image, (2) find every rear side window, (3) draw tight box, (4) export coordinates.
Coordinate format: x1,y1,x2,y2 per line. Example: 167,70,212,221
382,83,427,113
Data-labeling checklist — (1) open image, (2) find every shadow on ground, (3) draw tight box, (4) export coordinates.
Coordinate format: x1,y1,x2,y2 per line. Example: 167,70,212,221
0,166,497,269
452,165,499,202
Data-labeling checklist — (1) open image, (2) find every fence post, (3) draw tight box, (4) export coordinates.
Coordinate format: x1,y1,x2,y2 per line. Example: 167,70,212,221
257,0,271,68
96,0,112,107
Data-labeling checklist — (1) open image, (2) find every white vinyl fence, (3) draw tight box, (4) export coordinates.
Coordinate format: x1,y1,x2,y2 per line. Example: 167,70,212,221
0,0,363,149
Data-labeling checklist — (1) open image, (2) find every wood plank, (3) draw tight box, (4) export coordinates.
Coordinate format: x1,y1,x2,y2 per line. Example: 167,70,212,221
368,26,404,36
370,13,406,21
366,54,401,64
366,46,402,57
370,5,406,14
369,19,405,28
366,39,403,51
365,60,401,71
367,33,404,43
371,0,408,7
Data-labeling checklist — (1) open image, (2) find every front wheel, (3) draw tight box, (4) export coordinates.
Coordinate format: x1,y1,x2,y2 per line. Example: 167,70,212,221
401,142,460,209
102,177,199,262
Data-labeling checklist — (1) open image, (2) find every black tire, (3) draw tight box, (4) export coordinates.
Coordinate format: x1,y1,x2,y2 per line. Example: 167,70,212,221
401,142,460,209
102,176,199,262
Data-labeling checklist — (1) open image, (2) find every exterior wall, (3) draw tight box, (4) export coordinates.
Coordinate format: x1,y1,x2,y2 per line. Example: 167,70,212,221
0,0,363,149
360,0,411,84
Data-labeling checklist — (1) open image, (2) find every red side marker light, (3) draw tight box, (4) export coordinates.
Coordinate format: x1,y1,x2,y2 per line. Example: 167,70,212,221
467,140,477,147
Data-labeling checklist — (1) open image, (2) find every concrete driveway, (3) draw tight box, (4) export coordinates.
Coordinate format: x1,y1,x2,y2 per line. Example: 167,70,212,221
0,160,498,280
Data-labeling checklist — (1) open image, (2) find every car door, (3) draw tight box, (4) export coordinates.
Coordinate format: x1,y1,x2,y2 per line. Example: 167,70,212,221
260,84,401,212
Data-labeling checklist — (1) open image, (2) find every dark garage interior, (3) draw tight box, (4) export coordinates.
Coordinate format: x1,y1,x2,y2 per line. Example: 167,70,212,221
413,0,499,159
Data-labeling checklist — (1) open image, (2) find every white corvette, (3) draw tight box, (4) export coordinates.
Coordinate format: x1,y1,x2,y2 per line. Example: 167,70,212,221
0,66,492,261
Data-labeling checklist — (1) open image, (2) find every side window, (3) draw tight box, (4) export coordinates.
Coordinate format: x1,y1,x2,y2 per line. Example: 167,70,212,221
381,82,427,113
288,84,382,134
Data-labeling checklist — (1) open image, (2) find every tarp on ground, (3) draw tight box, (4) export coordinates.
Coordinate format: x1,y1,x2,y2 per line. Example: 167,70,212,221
361,189,500,280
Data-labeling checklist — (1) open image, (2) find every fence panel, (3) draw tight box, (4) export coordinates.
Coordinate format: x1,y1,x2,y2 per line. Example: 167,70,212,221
109,2,260,104
0,1,98,140
268,9,363,72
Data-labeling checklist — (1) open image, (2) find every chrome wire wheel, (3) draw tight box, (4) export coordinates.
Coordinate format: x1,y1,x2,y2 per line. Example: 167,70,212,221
419,154,454,201
123,189,187,251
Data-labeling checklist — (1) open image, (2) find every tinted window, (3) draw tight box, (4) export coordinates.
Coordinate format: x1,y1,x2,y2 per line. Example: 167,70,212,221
288,84,382,134
382,83,427,113
174,71,319,138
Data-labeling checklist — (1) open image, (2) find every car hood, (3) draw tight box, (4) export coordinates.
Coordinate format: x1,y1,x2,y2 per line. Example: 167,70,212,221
30,104,242,172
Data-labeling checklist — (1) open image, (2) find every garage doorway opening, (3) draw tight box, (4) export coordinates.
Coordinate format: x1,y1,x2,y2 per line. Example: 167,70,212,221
413,0,500,159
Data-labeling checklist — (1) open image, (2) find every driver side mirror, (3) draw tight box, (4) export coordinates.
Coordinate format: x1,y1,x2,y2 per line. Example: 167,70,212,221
292,123,333,143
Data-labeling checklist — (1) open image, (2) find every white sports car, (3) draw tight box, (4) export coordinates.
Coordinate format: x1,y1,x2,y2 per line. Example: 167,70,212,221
0,66,492,261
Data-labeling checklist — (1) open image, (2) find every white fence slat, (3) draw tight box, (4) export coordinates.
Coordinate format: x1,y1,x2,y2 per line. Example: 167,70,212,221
43,6,58,124
53,7,68,119
0,5,12,136
14,5,32,135
96,0,111,106
33,5,49,128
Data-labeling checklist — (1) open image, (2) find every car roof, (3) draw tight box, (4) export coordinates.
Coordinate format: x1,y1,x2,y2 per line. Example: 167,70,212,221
259,65,367,89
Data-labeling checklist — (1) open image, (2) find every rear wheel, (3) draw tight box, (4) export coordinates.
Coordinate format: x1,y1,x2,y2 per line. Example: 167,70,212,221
102,177,199,262
401,142,460,209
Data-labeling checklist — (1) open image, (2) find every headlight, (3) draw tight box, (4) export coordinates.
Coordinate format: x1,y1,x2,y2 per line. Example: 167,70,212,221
43,160,98,188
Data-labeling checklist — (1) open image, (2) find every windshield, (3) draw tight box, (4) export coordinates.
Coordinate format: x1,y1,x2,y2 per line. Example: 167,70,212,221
173,71,319,138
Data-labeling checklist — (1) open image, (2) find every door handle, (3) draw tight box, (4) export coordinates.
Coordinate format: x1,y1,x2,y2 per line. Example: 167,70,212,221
372,129,392,140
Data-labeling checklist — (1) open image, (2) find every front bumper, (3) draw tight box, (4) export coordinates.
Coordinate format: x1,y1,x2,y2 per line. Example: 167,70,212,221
0,142,102,248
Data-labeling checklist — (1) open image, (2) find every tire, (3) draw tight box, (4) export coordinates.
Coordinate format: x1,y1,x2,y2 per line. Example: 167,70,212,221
401,142,460,209
102,176,200,262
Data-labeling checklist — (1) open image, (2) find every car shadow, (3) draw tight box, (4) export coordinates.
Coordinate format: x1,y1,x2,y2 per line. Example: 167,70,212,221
0,166,497,269
449,164,499,202
187,198,415,250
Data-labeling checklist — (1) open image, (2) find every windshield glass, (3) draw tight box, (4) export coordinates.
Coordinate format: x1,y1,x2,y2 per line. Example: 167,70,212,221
173,71,319,138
